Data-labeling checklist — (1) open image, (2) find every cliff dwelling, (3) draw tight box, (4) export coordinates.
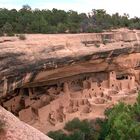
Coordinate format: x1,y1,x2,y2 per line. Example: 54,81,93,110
0,29,140,133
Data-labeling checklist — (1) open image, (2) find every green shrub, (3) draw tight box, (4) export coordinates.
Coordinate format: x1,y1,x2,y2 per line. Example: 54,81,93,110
18,34,26,40
0,29,3,36
7,32,15,36
136,92,140,105
64,118,81,131
48,118,95,140
2,22,13,34
87,27,103,33
47,130,67,140
57,23,67,33
68,130,84,140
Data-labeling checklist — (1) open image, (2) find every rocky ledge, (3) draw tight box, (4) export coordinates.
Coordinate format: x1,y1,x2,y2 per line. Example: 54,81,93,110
0,29,140,96
0,106,52,140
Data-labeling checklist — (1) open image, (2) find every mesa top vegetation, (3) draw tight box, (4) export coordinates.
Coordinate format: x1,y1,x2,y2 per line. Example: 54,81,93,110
0,5,140,35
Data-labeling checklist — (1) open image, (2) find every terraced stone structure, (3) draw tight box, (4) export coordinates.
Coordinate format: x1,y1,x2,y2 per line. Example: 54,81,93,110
0,29,140,133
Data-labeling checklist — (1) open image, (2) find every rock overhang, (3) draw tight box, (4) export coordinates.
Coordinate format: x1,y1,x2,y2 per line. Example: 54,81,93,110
0,29,140,97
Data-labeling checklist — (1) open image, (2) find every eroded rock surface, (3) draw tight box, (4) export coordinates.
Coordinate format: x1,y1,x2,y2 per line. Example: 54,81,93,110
0,29,140,133
0,106,52,140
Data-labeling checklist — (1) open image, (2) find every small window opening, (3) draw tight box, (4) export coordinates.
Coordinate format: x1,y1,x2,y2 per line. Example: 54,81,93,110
116,75,128,80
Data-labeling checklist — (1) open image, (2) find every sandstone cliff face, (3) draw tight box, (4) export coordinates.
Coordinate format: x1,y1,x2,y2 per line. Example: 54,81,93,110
0,106,52,140
0,29,140,97
1,29,140,133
